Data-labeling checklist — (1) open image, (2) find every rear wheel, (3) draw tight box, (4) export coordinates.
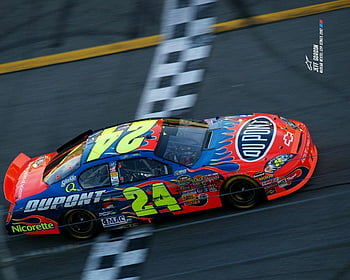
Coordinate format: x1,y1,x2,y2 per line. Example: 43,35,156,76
221,176,262,209
62,209,100,239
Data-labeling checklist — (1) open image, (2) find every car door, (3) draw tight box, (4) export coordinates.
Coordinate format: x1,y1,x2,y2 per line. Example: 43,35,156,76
113,157,185,220
116,157,224,219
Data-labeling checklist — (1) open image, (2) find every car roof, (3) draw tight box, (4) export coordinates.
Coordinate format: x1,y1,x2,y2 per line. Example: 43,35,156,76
81,119,164,163
53,118,208,165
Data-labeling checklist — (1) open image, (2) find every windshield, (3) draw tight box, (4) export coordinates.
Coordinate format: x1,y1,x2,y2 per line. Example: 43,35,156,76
44,142,85,185
155,120,208,167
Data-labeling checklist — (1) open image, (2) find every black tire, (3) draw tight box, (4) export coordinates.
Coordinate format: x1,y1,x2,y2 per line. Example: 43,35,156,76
221,176,262,209
62,209,101,239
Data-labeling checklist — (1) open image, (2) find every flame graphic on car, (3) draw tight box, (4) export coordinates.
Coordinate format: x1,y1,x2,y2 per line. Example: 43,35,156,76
137,120,162,151
209,122,237,166
11,215,57,226
12,215,44,225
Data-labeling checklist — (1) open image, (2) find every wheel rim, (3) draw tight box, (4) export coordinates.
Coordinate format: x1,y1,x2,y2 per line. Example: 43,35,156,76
66,210,95,236
228,179,257,207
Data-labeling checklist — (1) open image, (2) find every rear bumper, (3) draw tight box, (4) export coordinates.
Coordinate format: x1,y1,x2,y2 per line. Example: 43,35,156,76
3,153,61,236
4,153,31,203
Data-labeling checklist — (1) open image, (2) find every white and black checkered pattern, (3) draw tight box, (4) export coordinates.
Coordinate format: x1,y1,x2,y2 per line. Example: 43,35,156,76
82,2,217,278
81,226,153,280
136,0,217,119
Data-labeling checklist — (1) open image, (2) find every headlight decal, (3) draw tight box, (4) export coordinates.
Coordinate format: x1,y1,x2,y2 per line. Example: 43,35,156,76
264,154,295,173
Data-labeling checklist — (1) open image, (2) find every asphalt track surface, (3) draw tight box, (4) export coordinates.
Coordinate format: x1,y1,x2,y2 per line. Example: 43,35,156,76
1,1,350,280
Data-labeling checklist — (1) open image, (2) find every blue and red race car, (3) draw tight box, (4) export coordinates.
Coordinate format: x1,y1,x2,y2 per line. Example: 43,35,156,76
3,113,318,239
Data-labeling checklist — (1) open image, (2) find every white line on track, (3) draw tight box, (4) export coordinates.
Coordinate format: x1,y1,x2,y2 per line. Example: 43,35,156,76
154,187,350,233
146,237,350,280
6,185,349,262
4,184,348,263
144,187,350,279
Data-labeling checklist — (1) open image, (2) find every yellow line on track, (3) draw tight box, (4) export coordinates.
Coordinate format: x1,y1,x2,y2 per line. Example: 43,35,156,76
0,35,162,74
0,0,349,75
213,0,350,33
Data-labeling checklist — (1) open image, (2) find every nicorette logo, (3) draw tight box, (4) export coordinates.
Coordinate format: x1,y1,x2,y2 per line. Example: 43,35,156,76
236,117,276,162
11,223,55,233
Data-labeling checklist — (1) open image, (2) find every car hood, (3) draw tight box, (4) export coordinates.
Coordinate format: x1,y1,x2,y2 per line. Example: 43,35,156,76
196,114,301,169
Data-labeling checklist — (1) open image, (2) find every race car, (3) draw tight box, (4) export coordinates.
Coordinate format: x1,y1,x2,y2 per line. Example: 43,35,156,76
3,113,318,239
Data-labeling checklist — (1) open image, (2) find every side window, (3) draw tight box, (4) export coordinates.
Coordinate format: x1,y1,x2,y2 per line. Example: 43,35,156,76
118,158,170,184
79,164,110,189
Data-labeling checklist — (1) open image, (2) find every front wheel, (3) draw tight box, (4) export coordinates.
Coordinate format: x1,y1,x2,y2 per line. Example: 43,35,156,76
221,176,262,209
62,209,101,239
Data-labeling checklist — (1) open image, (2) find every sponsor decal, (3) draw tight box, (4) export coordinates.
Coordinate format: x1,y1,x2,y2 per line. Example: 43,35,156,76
301,138,311,163
109,161,119,186
265,188,277,195
277,178,288,188
181,194,199,206
32,156,46,168
261,167,307,189
175,173,220,193
256,174,274,182
65,182,78,193
254,171,265,178
236,117,276,162
60,175,77,188
177,175,192,185
101,215,131,228
261,178,277,187
180,185,218,196
174,169,187,176
24,190,106,213
10,215,58,234
181,192,208,207
98,210,117,217
11,223,55,233
16,168,29,200
110,174,119,186
279,168,304,189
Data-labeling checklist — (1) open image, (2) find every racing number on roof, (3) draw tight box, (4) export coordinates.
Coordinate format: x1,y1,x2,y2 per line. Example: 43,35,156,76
87,120,157,162
123,183,181,217
116,120,156,154
87,127,123,162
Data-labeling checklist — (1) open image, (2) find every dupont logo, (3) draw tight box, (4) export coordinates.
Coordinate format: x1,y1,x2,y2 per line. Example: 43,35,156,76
236,117,276,161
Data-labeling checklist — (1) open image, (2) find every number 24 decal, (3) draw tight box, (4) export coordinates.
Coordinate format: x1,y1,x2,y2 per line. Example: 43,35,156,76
123,183,181,217
87,120,157,162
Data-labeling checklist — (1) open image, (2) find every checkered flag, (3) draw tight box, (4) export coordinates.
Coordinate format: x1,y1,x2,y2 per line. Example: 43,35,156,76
136,0,217,119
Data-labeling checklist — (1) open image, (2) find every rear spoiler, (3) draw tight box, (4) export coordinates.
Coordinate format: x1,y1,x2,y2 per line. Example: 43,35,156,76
56,129,93,154
3,153,31,203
